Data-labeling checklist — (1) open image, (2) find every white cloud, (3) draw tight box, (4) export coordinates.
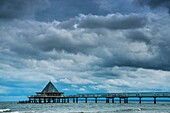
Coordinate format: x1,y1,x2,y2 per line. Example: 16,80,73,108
59,76,97,85
107,79,131,87
79,88,86,91
89,85,105,91
62,88,69,91
71,85,78,88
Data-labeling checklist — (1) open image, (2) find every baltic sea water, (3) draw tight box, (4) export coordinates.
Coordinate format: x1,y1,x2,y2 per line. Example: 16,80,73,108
0,101,170,113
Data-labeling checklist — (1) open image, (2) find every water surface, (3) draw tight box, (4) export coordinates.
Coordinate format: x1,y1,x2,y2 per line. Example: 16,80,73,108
0,102,170,113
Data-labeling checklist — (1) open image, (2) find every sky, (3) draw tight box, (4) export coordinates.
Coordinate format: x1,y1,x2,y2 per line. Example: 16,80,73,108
0,0,170,101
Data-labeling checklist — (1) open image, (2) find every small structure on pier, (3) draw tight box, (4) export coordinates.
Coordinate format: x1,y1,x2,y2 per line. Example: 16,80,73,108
28,81,64,103
36,81,64,96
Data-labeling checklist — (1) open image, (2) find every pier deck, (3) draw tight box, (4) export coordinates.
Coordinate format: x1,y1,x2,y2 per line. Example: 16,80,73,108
24,92,170,104
75,92,170,98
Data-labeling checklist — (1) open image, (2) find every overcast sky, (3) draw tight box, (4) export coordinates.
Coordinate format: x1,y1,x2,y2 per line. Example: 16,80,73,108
1,0,170,101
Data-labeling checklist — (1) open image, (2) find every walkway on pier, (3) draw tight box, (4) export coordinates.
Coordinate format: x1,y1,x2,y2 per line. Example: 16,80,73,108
27,92,170,104
70,92,170,104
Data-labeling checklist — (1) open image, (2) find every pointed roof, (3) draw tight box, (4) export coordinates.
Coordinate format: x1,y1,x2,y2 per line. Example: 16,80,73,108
42,81,59,93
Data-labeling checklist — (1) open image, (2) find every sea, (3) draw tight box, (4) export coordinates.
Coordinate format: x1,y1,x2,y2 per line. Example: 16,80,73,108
0,101,170,113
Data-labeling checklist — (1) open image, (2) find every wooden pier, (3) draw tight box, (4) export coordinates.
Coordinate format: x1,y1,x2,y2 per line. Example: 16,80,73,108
26,92,170,104
19,82,170,104
73,92,170,104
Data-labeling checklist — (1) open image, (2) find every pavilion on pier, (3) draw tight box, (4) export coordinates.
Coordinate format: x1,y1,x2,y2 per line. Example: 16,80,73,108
28,81,64,103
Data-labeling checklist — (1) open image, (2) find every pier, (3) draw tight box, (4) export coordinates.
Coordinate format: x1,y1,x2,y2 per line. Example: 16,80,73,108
19,82,170,104
73,92,170,104
26,92,170,104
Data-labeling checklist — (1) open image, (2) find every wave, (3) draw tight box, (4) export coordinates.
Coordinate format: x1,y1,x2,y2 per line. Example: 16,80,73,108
0,109,11,112
0,109,20,113
115,108,142,112
9,112,19,113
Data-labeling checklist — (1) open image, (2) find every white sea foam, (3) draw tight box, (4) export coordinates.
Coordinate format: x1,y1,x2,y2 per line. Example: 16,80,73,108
0,109,11,112
10,111,20,113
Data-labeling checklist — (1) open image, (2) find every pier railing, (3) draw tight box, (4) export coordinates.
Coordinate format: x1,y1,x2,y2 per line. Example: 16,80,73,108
20,92,170,104
75,92,170,98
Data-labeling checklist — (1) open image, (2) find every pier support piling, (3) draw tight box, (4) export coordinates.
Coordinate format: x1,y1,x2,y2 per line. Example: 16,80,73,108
39,98,42,103
154,97,156,104
85,97,87,103
48,98,51,103
139,97,142,104
76,97,78,103
61,98,64,103
57,98,60,103
106,97,109,103
124,97,128,103
95,97,97,103
44,98,46,103
67,98,69,103
119,98,121,103
73,98,75,103
112,97,114,103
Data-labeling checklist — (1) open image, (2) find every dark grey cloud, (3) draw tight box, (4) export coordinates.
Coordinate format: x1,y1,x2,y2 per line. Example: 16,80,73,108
78,14,147,29
58,14,148,30
92,69,120,79
0,0,150,21
96,0,149,14
0,0,48,19
125,30,151,44
36,0,108,21
134,0,170,13
1,13,170,71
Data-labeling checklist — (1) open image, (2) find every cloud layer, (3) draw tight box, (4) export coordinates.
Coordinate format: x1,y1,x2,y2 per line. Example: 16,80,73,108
0,0,49,20
0,0,170,101
134,0,170,13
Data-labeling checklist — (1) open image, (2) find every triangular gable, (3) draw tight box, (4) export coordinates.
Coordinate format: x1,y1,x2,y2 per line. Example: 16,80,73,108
42,81,59,92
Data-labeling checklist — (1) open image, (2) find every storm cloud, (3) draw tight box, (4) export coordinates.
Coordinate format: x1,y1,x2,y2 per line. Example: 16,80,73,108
1,13,170,71
77,14,147,29
0,0,49,20
134,0,170,13
0,0,170,101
